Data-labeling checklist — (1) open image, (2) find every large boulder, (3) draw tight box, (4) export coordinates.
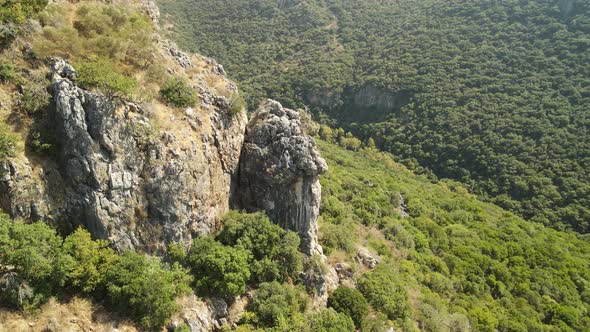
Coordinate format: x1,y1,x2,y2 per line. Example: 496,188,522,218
238,100,327,255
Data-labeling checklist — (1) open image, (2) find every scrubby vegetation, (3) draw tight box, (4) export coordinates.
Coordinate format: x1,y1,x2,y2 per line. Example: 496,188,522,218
217,211,302,283
17,78,50,114
327,286,368,328
228,93,246,117
245,281,308,328
35,2,155,68
159,77,196,108
187,236,250,298
317,139,590,330
29,1,164,102
307,308,355,332
0,0,48,25
357,265,408,321
77,60,138,98
61,229,118,294
0,124,19,160
159,0,590,234
106,252,191,330
0,215,192,330
169,211,304,299
0,62,15,82
239,282,355,331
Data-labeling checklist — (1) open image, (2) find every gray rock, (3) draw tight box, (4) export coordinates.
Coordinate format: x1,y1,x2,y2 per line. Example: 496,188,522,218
238,99,327,255
165,40,192,68
356,247,380,269
171,295,215,332
139,0,161,27
213,63,226,76
47,57,77,80
396,192,409,218
0,160,51,223
335,262,354,280
301,258,339,308
0,59,247,253
207,297,228,319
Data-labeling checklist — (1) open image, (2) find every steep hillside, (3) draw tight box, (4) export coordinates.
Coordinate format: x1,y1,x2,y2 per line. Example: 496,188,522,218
317,138,590,331
158,0,590,233
0,1,335,330
2,1,590,332
0,0,248,252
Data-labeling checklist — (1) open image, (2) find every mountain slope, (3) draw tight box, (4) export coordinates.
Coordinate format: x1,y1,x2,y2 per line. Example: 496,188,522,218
317,139,590,331
158,0,590,233
2,1,590,331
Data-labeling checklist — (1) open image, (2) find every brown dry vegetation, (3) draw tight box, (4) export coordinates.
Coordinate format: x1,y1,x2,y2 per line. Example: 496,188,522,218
0,297,138,332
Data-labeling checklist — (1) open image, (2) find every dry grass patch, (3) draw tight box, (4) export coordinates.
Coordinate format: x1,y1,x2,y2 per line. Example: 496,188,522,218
0,297,139,332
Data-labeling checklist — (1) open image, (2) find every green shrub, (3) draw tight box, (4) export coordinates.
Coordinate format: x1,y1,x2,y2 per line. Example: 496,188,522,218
187,236,250,298
0,214,73,309
318,221,355,254
35,2,154,69
0,24,17,49
247,282,308,328
77,60,137,98
106,252,192,330
218,211,302,283
228,93,246,117
62,228,118,294
159,77,196,108
29,131,54,155
0,123,19,160
358,265,409,321
468,306,499,332
328,287,369,328
0,0,48,24
174,324,192,332
19,80,50,114
167,242,187,264
0,62,15,82
307,308,355,332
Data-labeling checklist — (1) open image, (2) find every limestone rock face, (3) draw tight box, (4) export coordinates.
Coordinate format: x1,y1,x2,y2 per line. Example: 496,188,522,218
238,100,327,255
0,160,49,223
0,58,247,252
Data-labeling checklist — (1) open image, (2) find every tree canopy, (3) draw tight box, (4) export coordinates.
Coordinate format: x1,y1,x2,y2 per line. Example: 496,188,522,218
159,0,590,233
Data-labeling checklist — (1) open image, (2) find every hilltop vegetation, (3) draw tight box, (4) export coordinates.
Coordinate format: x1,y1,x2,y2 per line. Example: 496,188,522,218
158,0,590,233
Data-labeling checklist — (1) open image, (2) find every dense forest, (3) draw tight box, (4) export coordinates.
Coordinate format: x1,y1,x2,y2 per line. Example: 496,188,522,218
316,135,590,331
158,0,590,233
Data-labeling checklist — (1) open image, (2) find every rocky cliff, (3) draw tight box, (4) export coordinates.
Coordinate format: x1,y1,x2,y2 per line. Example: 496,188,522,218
0,66,327,256
238,100,327,255
1,56,247,252
0,0,326,257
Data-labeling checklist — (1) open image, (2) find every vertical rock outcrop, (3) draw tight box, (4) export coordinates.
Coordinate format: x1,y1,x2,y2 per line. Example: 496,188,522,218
9,58,248,252
238,100,327,255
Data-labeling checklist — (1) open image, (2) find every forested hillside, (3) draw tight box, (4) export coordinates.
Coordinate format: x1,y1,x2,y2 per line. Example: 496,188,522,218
316,138,590,331
158,0,590,233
